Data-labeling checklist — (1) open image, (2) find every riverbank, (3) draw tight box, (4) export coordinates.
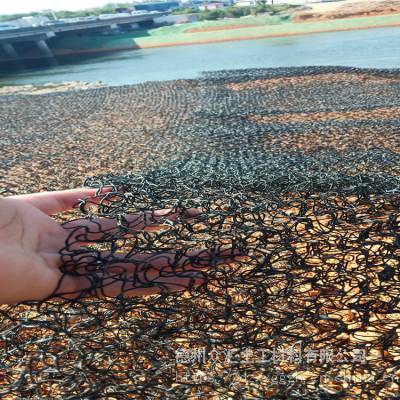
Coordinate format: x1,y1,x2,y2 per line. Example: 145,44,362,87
53,13,400,56
134,13,400,49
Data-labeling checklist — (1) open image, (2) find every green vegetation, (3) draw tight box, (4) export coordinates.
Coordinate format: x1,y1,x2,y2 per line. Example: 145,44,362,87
0,12,39,23
132,13,400,47
171,3,297,20
54,12,400,53
126,14,292,38
171,8,198,15
53,14,290,50
198,3,297,21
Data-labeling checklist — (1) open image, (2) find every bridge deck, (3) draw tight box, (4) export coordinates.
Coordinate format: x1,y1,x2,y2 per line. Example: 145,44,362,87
0,13,166,42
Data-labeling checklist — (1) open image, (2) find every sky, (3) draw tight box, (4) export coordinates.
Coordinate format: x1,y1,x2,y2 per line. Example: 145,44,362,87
0,0,112,15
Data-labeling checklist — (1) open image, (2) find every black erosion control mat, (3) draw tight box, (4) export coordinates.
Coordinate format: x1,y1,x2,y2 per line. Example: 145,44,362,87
1,66,400,399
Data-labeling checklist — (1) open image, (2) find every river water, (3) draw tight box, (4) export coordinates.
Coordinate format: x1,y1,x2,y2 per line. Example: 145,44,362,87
1,26,400,86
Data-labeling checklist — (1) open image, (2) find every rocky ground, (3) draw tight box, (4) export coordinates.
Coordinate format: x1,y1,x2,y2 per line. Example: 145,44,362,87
2,67,399,195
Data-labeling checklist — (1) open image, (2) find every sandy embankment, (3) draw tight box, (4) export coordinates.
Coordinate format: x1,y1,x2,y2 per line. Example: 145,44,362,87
0,81,106,96
295,0,400,22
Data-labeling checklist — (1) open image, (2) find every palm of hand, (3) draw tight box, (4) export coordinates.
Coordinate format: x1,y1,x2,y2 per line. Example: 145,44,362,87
0,189,240,304
0,196,69,304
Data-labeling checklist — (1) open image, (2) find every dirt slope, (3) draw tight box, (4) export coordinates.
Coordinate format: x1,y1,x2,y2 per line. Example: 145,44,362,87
294,0,400,22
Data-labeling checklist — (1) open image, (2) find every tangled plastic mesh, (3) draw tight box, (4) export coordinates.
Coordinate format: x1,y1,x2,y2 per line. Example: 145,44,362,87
1,66,400,399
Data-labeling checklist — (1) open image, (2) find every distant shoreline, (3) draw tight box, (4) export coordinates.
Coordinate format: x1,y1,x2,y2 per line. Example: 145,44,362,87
136,21,400,50
53,15,400,56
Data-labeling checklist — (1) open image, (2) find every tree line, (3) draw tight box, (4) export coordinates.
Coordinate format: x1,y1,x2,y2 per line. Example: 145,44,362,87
173,3,297,21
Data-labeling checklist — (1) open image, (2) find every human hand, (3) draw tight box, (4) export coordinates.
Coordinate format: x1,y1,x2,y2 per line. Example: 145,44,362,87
0,189,240,304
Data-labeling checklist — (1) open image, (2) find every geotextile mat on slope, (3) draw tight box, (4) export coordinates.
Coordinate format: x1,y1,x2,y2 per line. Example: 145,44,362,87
1,66,400,399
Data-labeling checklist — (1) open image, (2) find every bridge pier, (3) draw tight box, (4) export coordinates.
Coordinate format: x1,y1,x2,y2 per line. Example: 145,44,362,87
36,39,57,66
2,42,18,59
1,42,24,70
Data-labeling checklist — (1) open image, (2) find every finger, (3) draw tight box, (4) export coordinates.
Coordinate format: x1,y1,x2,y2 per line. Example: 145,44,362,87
119,247,243,271
53,271,206,300
10,188,111,215
53,247,245,300
102,271,206,298
62,208,202,242
59,247,244,276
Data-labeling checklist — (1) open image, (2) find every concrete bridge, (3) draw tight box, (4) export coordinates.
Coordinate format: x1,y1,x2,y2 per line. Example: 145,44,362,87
0,12,166,69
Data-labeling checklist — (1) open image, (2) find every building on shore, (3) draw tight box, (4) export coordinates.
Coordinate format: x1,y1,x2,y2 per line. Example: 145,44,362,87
199,2,226,11
234,0,257,6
